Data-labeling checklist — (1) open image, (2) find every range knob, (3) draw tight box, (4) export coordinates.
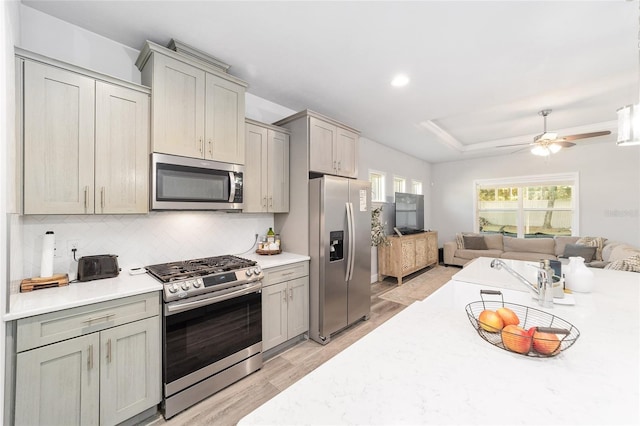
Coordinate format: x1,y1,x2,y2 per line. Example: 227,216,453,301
168,283,179,293
193,279,202,288
181,281,190,291
245,269,253,277
253,266,262,275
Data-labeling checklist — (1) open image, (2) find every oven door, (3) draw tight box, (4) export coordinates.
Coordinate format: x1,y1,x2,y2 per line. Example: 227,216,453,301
163,283,262,397
151,152,243,210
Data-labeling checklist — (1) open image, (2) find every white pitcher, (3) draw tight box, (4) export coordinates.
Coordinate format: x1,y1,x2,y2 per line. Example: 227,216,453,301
565,256,595,293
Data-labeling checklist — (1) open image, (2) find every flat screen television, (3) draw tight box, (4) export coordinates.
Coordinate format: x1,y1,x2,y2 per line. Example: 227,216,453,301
394,192,424,235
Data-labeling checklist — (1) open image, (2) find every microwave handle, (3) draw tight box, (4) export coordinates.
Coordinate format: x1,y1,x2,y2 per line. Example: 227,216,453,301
228,172,236,202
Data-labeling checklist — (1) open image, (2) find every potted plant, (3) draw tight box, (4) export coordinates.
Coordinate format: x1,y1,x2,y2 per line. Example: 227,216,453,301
371,205,389,247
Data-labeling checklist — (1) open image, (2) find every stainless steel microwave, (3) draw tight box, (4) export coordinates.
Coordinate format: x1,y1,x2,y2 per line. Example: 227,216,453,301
151,153,243,210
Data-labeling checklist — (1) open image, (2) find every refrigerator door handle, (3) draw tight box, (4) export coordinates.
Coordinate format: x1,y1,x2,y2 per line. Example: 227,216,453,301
346,201,355,282
345,202,351,282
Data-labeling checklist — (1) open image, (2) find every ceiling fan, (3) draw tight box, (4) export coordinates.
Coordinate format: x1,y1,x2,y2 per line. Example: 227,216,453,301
499,109,611,156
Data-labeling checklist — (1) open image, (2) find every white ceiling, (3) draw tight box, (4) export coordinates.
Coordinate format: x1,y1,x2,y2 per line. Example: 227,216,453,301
22,0,639,163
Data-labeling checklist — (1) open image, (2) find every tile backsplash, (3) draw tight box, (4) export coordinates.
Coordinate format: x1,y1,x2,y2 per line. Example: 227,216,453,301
18,211,273,289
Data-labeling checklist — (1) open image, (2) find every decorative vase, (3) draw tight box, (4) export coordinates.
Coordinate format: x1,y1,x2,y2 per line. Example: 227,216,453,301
565,256,595,293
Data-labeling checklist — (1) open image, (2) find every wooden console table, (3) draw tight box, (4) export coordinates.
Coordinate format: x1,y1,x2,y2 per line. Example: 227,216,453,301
378,231,438,285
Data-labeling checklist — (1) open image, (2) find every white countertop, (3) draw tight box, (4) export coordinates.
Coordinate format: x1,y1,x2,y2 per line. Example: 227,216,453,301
5,273,162,321
239,258,640,425
242,251,310,269
4,251,309,322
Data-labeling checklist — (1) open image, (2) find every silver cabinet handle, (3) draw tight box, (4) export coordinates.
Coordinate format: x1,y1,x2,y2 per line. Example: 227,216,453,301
100,187,105,211
269,196,273,207
107,338,112,363
83,186,88,212
88,344,94,370
263,196,267,208
283,290,288,304
199,138,203,153
289,288,293,300
338,161,342,171
82,313,115,326
208,139,213,155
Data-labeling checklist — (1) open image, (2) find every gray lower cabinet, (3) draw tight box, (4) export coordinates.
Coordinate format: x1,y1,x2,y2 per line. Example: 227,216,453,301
262,262,309,351
14,293,161,426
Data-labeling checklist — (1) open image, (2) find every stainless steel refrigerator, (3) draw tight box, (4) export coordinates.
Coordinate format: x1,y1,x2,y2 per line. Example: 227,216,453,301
309,175,371,344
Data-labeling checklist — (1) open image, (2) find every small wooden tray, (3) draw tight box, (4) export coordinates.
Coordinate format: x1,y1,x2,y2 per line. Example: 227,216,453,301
256,249,282,255
20,273,69,292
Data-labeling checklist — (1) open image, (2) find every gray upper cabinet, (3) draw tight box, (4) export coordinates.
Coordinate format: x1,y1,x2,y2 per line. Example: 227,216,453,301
244,120,290,213
275,110,359,179
136,40,247,164
19,50,150,215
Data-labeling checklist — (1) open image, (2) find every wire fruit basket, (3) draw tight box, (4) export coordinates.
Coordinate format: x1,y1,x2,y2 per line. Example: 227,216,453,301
465,290,580,357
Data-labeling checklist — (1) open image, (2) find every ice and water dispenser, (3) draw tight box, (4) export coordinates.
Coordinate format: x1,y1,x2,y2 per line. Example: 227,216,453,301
329,231,344,262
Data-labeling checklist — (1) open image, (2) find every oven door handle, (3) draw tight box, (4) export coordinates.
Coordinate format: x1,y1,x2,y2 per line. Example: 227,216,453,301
165,282,262,316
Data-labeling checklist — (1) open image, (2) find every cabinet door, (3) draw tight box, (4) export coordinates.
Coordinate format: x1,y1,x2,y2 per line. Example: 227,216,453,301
415,236,428,268
287,277,309,338
268,129,290,213
152,54,205,158
205,72,246,164
15,333,100,426
336,127,358,178
262,281,288,351
308,116,336,175
95,82,150,214
427,232,438,264
244,123,268,212
100,317,161,426
400,239,417,272
23,61,95,214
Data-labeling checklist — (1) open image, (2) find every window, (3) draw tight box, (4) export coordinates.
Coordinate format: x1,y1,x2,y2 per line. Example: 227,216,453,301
369,171,385,202
393,176,406,194
411,180,423,195
475,173,578,238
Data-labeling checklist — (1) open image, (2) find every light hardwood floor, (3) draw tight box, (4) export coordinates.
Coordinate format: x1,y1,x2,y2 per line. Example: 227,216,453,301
143,265,458,426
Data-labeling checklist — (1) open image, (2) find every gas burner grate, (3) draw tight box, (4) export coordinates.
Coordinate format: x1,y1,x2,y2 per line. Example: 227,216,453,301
146,255,257,283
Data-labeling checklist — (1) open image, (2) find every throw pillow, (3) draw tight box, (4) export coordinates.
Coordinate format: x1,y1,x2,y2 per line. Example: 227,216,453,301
576,236,606,261
455,233,465,249
605,254,640,273
463,235,488,250
562,244,597,263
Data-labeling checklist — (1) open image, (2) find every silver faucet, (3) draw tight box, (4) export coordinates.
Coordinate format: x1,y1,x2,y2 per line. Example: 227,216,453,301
490,258,554,307
490,259,539,295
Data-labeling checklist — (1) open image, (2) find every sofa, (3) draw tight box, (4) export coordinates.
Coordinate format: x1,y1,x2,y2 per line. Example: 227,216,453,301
443,233,640,272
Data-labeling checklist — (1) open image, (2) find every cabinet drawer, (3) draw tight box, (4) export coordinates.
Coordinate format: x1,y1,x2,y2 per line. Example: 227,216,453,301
17,292,160,352
263,262,309,286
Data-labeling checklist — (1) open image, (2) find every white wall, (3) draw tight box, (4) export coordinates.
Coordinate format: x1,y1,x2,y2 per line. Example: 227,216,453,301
2,0,21,423
432,143,640,247
19,5,141,83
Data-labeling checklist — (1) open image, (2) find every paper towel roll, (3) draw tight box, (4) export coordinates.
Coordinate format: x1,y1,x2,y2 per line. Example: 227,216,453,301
40,231,55,278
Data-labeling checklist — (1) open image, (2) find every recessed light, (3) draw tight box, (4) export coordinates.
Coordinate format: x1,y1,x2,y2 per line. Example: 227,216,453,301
391,74,410,87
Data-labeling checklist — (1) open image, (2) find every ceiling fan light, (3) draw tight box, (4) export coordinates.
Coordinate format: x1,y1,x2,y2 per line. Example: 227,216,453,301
531,145,550,156
616,104,640,146
549,143,562,153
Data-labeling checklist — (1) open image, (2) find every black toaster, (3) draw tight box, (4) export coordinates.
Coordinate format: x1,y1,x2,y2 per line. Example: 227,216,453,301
77,254,120,282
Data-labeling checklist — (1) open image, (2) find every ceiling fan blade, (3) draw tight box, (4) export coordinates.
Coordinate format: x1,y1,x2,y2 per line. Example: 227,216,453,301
554,141,576,148
561,130,611,142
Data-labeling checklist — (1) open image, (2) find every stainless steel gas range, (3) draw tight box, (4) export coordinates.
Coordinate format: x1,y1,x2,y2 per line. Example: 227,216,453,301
146,255,263,419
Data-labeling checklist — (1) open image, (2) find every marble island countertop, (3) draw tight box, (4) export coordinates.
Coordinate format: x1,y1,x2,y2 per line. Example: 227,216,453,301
5,251,309,321
240,258,640,425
